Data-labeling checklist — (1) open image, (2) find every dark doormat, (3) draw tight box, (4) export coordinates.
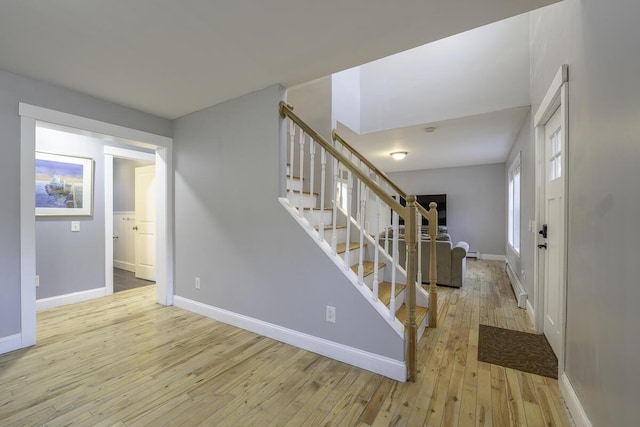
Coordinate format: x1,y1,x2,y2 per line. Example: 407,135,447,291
478,324,558,379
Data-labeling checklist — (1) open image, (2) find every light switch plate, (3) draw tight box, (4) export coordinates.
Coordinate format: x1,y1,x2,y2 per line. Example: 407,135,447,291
71,221,80,232
326,306,336,323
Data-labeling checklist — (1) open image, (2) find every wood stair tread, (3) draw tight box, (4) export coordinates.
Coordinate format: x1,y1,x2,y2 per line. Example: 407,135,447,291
351,261,385,277
303,207,332,211
336,242,364,254
288,190,318,196
314,224,347,230
378,282,406,306
395,304,428,326
286,174,303,180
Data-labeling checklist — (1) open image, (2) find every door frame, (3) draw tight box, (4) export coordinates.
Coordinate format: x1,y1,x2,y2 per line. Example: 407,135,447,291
533,65,569,372
104,147,156,296
19,103,173,348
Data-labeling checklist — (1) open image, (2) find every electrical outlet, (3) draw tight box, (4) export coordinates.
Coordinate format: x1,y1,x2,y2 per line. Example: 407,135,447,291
521,270,527,281
195,277,201,289
71,221,80,232
35,275,40,287
326,306,336,323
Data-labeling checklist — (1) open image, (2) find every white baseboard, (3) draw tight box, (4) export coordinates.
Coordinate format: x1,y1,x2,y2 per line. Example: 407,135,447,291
505,262,527,309
36,287,106,311
526,299,536,329
479,253,507,261
560,372,593,427
114,260,135,272
173,295,407,382
0,333,22,355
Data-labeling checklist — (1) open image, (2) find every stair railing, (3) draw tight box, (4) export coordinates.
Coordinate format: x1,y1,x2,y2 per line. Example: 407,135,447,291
332,130,438,329
280,101,419,381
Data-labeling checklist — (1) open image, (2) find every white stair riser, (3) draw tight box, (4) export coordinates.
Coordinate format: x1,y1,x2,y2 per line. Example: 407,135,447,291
417,314,427,341
319,227,347,244
340,248,362,267
363,265,385,288
390,288,406,312
304,210,333,227
286,191,317,209
286,177,303,192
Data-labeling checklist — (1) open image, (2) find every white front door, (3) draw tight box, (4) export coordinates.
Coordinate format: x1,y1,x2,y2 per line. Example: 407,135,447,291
542,106,565,356
135,165,156,281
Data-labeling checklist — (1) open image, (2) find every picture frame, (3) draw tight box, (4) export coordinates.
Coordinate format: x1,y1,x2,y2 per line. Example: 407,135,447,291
35,152,94,216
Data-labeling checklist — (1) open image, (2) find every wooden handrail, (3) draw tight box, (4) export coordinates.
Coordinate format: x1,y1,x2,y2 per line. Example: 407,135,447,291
332,130,430,221
280,102,406,217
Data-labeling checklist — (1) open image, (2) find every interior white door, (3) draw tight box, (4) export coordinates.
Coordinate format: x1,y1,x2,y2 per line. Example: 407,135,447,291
542,106,565,356
135,165,156,281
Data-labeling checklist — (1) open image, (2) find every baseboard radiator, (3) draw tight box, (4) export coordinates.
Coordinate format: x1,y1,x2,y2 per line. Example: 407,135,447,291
505,262,527,309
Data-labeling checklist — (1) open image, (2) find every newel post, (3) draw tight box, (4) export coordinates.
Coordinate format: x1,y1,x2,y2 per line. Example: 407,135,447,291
428,202,438,328
405,195,417,382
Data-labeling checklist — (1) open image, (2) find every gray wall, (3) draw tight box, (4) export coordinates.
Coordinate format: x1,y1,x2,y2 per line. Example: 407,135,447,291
528,1,640,425
505,111,534,296
287,77,333,141
389,163,506,256
113,158,151,212
35,128,106,299
173,85,404,360
287,77,333,201
0,69,171,338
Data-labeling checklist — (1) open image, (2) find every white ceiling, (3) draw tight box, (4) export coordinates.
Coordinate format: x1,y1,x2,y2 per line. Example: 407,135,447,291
357,13,532,134
333,12,534,172
337,107,530,172
0,0,557,120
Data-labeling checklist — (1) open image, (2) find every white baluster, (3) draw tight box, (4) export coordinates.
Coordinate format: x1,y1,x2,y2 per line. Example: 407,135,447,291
384,185,391,253
331,158,339,255
356,157,361,225
319,147,326,241
298,130,305,217
372,193,380,302
288,121,295,201
390,209,399,320
404,197,409,273
344,169,353,270
417,210,422,285
308,141,315,229
357,182,365,285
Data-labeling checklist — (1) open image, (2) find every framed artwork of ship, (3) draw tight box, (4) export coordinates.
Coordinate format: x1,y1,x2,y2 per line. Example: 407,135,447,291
35,152,94,216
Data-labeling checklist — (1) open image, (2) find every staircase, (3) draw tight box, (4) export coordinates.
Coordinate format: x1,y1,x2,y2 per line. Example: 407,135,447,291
279,102,439,381
284,169,429,339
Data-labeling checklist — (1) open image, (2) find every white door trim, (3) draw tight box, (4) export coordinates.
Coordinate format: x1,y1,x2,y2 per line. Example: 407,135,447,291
533,65,569,373
19,103,174,349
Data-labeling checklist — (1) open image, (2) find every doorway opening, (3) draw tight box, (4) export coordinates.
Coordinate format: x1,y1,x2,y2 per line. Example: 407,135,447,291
19,103,173,349
112,158,156,292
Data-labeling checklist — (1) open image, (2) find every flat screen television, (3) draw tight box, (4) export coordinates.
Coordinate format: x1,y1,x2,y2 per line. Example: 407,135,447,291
396,194,447,226
417,194,447,226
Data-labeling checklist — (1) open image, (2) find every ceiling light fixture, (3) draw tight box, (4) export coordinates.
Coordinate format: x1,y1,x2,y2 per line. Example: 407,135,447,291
390,151,408,160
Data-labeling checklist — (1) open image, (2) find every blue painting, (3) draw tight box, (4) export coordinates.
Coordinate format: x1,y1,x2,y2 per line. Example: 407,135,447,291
35,152,93,216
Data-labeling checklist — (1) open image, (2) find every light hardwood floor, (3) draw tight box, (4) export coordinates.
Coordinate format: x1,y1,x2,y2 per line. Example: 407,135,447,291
0,260,573,426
